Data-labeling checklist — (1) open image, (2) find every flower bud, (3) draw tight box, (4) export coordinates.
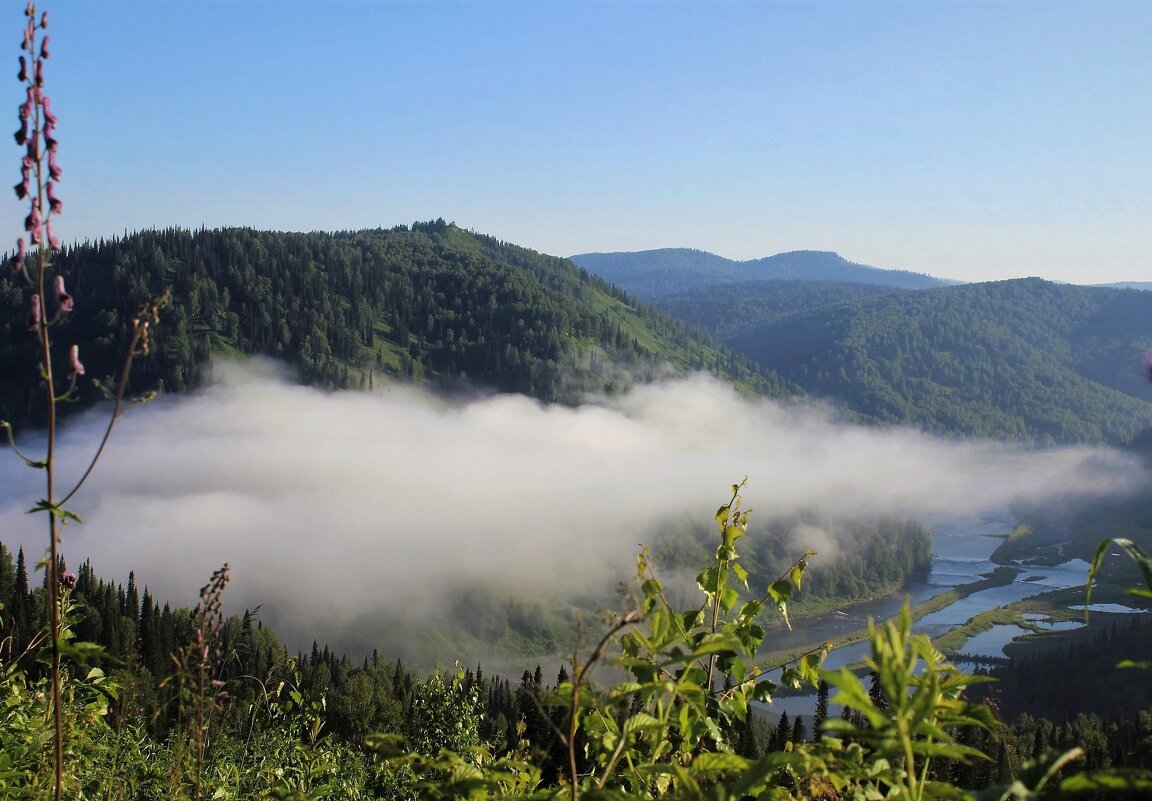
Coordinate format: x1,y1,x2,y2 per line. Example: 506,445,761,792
60,570,77,590
24,196,41,234
27,292,40,330
69,344,84,375
39,36,48,59
55,274,72,311
14,237,26,269
46,179,61,213
17,55,26,81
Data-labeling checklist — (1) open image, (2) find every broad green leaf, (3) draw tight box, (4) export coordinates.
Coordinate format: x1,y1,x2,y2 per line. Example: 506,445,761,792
691,752,748,774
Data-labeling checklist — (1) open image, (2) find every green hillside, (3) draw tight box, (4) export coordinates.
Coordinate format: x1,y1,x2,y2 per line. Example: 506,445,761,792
653,279,905,340
726,278,1152,444
0,223,787,427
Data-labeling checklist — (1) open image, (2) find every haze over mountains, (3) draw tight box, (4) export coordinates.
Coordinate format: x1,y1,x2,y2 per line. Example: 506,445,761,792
569,248,951,300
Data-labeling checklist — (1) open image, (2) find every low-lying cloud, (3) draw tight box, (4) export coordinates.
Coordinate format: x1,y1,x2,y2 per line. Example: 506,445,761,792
1,359,1145,661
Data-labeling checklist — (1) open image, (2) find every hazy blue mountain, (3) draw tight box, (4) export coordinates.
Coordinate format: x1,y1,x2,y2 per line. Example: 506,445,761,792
724,278,1152,444
1094,282,1152,291
569,248,950,300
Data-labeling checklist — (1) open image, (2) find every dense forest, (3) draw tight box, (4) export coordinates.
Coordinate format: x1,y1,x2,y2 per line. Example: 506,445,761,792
724,278,1152,444
650,513,932,609
0,223,786,429
652,280,902,341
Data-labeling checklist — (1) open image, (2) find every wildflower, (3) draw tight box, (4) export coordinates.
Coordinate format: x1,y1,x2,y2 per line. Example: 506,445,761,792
25,197,41,243
47,147,60,179
14,162,29,197
13,117,27,146
54,274,71,310
27,292,39,330
42,94,55,125
46,179,60,213
60,570,76,590
69,344,84,375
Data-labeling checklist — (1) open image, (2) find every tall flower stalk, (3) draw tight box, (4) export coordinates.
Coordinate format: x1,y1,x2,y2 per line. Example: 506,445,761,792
10,6,70,799
5,6,165,798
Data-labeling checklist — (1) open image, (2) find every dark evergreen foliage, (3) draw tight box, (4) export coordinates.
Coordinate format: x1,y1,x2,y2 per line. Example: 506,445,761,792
0,224,788,429
726,278,1152,443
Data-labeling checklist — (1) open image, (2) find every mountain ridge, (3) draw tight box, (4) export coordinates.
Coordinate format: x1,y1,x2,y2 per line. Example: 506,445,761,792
569,247,951,299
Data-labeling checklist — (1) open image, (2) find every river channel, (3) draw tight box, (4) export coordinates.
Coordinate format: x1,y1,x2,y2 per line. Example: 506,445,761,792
764,512,1107,718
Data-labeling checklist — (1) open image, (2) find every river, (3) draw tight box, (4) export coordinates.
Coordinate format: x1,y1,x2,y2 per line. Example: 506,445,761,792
763,512,1106,718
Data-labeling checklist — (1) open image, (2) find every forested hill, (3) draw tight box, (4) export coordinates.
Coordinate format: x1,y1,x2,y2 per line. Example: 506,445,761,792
0,223,786,427
653,280,905,340
726,278,1152,444
569,248,948,300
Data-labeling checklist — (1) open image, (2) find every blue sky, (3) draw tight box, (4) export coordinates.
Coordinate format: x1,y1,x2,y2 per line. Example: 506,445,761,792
5,0,1150,283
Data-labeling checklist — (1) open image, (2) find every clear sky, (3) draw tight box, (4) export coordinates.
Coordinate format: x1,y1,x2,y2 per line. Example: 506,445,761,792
4,0,1150,284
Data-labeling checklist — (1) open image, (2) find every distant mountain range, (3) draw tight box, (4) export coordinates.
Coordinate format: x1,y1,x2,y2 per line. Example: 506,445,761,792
572,247,1152,444
1093,282,1152,291
5,226,1149,445
569,248,952,300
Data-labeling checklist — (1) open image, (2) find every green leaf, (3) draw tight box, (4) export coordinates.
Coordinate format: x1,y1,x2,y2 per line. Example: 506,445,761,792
767,578,793,605
26,499,83,523
715,505,730,525
691,752,748,775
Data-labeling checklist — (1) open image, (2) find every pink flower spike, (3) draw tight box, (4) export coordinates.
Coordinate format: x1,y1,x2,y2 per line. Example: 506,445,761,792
28,293,40,330
47,180,61,213
69,345,84,376
55,274,72,311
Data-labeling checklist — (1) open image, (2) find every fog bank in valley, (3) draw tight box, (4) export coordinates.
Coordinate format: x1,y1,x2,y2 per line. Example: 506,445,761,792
1,359,1145,660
